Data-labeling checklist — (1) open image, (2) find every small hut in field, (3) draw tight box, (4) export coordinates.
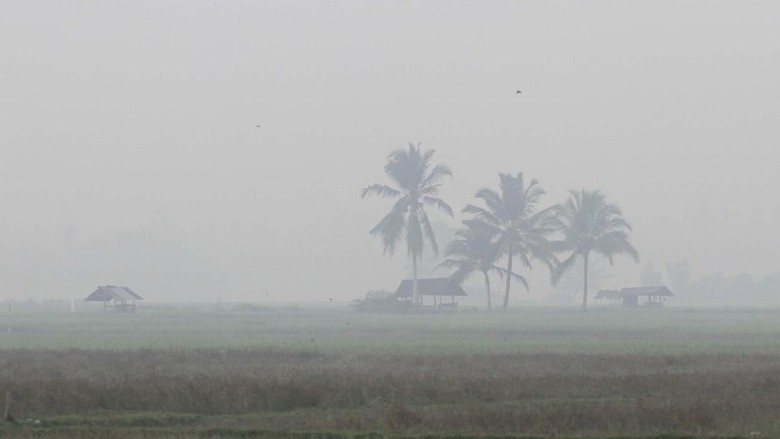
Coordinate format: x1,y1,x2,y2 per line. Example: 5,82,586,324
84,285,143,311
618,286,673,308
395,278,467,309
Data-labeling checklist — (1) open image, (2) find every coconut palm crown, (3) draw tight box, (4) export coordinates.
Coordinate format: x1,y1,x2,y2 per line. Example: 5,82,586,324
437,220,506,311
462,173,556,312
361,143,453,304
550,189,639,311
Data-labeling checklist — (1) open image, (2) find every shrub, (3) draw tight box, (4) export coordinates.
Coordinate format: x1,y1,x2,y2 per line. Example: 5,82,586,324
351,291,412,313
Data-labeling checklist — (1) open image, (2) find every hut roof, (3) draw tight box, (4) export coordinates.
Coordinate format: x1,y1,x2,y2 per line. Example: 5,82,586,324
395,278,467,298
594,289,622,300
619,286,674,297
85,285,143,302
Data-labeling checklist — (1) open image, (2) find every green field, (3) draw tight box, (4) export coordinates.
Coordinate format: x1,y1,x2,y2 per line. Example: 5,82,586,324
2,304,780,438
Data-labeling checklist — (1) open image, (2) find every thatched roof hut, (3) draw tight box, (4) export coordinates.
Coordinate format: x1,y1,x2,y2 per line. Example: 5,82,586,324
395,278,467,308
85,285,142,311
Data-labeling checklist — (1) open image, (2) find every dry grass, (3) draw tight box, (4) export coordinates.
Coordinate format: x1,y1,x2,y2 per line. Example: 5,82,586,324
3,306,780,437
1,349,780,436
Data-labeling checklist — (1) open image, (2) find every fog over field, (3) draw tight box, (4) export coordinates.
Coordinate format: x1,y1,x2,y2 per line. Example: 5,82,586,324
1,1,779,304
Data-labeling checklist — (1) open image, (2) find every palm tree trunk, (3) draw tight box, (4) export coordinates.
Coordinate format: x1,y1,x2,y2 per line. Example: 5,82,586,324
582,253,589,312
412,254,419,305
502,249,513,312
484,271,492,311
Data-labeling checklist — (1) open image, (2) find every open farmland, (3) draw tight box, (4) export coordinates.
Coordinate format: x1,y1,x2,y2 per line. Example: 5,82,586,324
2,304,780,438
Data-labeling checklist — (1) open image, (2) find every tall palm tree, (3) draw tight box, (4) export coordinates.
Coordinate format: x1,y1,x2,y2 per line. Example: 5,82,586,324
463,173,555,312
550,189,639,311
437,220,505,311
362,143,454,304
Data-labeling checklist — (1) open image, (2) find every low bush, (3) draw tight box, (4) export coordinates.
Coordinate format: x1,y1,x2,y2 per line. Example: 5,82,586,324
351,291,412,313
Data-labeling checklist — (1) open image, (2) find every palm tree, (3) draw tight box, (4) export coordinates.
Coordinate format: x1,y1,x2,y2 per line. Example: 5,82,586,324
362,143,454,304
463,173,555,312
552,257,612,304
437,220,505,311
550,189,639,311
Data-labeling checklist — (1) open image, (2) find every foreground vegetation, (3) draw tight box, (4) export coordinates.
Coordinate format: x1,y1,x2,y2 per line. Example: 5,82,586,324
2,304,780,438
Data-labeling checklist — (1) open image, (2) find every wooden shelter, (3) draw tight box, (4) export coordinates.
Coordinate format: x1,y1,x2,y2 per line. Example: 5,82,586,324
85,285,143,311
618,286,673,308
395,278,467,309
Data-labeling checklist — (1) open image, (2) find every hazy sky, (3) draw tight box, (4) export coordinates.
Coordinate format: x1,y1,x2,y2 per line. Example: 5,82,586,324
1,1,778,302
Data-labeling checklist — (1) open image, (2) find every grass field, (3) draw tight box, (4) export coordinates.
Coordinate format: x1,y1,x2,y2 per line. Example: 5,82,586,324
2,303,780,438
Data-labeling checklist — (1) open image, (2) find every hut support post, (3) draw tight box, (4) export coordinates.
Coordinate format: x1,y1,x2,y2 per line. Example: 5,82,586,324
412,255,419,304
582,253,589,312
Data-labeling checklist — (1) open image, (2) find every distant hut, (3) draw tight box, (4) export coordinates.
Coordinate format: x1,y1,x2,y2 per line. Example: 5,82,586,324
594,289,622,306
395,278,467,309
618,286,673,308
84,285,143,311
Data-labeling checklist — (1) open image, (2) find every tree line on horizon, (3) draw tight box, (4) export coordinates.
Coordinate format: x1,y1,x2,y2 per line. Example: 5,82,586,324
362,143,639,312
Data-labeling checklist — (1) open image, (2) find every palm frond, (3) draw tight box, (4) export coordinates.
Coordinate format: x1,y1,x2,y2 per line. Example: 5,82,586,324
473,188,504,218
419,209,439,256
496,267,530,291
438,259,478,283
462,204,500,227
419,183,441,196
595,231,639,264
422,196,454,218
551,253,579,285
369,196,409,256
361,184,401,199
421,163,453,189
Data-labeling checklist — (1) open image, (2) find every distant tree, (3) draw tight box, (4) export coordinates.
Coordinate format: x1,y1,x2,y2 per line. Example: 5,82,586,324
362,143,453,304
351,290,411,313
463,173,556,312
438,220,506,311
550,189,639,311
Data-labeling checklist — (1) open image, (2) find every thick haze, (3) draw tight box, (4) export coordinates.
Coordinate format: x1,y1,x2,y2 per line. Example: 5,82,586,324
1,2,778,303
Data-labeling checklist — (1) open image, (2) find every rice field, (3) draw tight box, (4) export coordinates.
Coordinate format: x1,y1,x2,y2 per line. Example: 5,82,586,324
2,303,780,438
